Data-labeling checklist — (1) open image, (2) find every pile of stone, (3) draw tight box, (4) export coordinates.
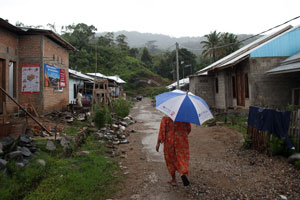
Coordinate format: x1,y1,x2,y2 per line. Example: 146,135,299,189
0,135,38,171
94,115,136,145
45,110,91,124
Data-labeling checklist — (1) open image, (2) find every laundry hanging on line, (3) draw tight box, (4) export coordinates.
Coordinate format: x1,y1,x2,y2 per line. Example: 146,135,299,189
248,106,294,149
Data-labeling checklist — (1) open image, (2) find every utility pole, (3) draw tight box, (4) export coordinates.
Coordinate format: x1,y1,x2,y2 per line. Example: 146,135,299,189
91,41,97,114
176,42,179,89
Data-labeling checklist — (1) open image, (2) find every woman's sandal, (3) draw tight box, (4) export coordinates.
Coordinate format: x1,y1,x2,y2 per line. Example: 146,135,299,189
167,179,177,186
181,175,190,186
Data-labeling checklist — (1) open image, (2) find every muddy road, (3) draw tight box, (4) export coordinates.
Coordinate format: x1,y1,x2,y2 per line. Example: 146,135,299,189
113,98,300,200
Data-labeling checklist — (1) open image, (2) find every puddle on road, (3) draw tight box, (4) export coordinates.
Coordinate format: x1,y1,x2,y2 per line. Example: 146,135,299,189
135,102,164,162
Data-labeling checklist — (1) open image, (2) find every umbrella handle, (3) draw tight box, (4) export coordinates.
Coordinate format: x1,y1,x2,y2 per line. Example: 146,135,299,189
186,90,189,95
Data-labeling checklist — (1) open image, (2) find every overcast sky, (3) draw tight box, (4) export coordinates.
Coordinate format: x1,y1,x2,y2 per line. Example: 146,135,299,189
2,0,300,37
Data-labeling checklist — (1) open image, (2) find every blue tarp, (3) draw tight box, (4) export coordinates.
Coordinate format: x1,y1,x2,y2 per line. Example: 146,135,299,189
248,106,293,149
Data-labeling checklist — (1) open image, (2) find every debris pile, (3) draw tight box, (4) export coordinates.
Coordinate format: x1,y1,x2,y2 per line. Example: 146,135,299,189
45,111,90,123
93,115,136,158
0,135,39,171
28,110,91,137
94,115,135,145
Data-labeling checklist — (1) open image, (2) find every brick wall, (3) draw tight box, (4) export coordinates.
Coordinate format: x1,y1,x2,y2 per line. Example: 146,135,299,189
189,75,215,108
19,35,41,58
0,24,71,115
0,27,19,113
0,27,18,57
215,71,226,109
249,57,300,109
42,36,69,113
17,35,70,114
18,35,43,113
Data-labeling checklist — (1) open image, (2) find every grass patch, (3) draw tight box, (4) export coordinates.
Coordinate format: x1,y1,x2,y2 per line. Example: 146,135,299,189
295,161,300,170
0,153,52,200
215,113,248,133
65,126,79,135
72,120,87,128
24,138,121,200
0,123,122,200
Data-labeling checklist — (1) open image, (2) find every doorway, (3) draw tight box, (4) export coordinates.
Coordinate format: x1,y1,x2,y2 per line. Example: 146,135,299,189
0,59,5,113
236,67,245,106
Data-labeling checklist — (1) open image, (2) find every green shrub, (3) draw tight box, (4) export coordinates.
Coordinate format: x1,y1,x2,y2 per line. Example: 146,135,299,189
295,161,300,169
112,98,130,118
269,136,294,157
242,134,252,149
149,86,168,98
93,104,112,129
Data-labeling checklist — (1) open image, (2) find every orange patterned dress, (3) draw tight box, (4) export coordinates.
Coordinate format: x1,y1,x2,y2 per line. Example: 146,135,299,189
158,116,191,176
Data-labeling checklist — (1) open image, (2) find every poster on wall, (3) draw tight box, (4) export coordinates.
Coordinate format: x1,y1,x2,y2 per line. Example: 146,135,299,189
44,64,60,87
21,64,40,93
59,69,66,88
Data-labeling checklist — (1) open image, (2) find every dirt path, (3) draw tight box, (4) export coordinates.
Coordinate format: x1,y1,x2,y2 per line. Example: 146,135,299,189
113,98,300,200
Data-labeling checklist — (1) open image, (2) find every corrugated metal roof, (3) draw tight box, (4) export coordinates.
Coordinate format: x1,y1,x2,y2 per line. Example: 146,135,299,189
86,72,108,79
106,76,126,84
197,25,297,74
250,27,300,57
86,73,126,84
265,62,300,74
69,69,93,81
0,18,76,51
281,51,300,64
167,78,189,89
266,51,300,74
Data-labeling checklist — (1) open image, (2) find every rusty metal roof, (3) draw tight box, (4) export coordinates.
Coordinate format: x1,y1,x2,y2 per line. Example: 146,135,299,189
0,18,76,51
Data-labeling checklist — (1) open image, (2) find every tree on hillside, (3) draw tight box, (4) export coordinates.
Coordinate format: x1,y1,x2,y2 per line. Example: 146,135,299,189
116,34,129,51
98,32,115,47
129,48,139,58
152,48,197,80
201,30,222,62
141,47,153,68
62,23,97,51
197,54,212,71
145,40,159,54
61,23,97,71
179,48,197,78
152,52,174,80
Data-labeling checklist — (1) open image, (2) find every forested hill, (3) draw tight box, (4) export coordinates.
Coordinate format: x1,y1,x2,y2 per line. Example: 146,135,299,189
97,31,261,54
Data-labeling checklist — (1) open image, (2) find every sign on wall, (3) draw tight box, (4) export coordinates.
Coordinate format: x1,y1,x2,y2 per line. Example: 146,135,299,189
21,64,40,93
59,69,66,88
44,64,67,88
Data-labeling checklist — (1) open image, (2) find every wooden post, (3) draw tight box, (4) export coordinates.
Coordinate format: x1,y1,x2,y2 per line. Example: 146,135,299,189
0,86,52,135
91,42,98,114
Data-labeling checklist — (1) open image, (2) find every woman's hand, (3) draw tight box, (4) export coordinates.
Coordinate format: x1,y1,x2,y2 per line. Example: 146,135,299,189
156,142,160,152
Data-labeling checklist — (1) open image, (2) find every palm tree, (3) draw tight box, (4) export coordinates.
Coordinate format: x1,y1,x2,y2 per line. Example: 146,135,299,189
220,32,241,56
200,31,222,62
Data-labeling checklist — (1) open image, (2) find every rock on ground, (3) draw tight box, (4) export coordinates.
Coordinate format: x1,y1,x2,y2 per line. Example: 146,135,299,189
46,140,56,151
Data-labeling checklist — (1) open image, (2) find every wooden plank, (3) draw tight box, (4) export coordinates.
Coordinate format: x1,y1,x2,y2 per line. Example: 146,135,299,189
0,86,52,135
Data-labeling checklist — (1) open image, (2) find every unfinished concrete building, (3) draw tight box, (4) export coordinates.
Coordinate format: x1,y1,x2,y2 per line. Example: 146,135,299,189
190,25,300,111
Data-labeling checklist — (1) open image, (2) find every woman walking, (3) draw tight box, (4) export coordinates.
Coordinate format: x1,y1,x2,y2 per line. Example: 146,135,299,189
156,116,191,186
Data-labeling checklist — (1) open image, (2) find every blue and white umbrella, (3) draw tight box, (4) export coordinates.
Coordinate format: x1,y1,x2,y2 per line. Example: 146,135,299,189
155,89,214,125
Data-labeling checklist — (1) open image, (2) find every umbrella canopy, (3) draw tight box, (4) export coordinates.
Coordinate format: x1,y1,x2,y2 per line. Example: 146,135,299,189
155,89,214,125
